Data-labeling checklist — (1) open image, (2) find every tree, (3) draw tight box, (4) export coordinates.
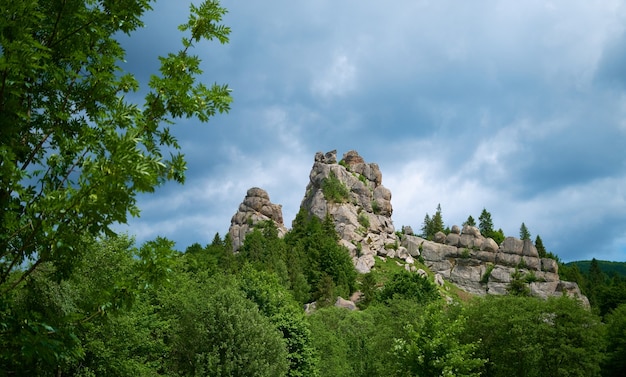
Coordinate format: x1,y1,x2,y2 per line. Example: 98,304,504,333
379,271,440,304
164,274,289,376
394,302,484,377
421,204,444,240
464,215,476,227
478,208,494,237
603,303,626,376
461,296,606,377
535,235,547,258
0,0,231,366
520,222,531,240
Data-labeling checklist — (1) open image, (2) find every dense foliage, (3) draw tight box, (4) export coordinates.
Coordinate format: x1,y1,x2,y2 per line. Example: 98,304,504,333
2,1,625,376
0,0,231,368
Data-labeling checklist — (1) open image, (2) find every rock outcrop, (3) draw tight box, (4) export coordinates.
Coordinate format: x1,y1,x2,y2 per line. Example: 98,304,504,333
401,226,589,305
228,187,288,252
299,150,401,273
227,149,588,305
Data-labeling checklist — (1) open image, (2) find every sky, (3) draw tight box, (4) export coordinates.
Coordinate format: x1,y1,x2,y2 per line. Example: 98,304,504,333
116,0,626,262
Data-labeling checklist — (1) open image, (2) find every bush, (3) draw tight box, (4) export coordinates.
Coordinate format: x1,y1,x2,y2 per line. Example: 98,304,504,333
358,212,370,228
321,171,350,203
480,264,494,284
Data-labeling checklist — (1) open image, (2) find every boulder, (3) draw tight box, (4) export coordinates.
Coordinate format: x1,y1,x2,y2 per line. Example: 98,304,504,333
522,239,539,258
500,237,524,255
335,297,357,310
445,233,461,247
541,258,559,273
401,235,424,257
481,238,499,252
434,231,447,244
462,225,482,238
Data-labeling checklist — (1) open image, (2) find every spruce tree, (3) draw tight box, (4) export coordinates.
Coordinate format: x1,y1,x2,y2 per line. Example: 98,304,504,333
520,222,531,240
478,208,494,237
463,215,476,227
535,235,547,258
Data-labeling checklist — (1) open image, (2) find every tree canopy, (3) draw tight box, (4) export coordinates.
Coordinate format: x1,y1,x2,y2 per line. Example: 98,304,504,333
0,0,231,369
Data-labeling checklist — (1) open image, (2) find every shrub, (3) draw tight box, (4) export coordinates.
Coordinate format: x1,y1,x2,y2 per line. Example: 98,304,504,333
461,248,471,259
480,264,495,284
358,212,370,228
524,271,538,284
321,171,350,203
371,200,381,214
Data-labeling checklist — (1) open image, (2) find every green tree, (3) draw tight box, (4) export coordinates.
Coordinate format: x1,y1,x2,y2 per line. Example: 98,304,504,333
237,266,319,377
535,235,547,258
421,204,444,240
587,258,606,308
604,303,626,376
478,208,494,237
491,228,505,245
520,222,531,240
464,215,476,227
163,273,289,376
379,271,440,304
0,0,231,365
393,302,484,377
285,211,356,302
461,295,606,377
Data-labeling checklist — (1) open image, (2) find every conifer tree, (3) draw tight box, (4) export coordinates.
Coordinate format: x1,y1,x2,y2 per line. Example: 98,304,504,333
520,222,531,240
463,215,476,227
535,235,547,258
478,208,494,237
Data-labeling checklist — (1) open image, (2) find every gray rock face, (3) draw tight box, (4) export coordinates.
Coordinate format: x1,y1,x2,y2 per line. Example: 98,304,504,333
230,149,587,306
402,227,585,304
228,187,288,252
298,150,397,273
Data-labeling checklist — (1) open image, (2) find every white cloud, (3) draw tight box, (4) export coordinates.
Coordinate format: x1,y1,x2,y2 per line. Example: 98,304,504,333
310,53,357,99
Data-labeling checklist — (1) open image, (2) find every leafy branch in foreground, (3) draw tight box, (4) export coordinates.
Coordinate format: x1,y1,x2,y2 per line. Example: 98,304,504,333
0,0,231,369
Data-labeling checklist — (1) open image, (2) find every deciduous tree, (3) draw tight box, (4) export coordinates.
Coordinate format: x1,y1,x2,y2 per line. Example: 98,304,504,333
0,0,231,366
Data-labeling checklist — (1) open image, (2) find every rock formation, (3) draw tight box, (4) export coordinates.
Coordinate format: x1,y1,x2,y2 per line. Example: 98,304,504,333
228,187,288,252
299,150,402,273
401,226,588,305
227,149,588,305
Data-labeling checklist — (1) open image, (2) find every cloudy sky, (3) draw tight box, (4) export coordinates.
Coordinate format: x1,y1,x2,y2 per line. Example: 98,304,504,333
116,0,626,262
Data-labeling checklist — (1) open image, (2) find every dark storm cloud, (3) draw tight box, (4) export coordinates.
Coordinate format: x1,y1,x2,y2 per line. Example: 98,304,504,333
115,0,626,261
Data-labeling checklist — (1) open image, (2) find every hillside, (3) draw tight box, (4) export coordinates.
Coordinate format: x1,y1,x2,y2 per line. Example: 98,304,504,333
566,260,626,278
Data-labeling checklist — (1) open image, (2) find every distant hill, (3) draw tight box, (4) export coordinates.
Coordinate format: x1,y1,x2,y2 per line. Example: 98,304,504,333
566,260,626,278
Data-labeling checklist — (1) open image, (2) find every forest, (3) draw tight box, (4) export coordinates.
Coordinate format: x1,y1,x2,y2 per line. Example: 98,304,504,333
1,1,625,376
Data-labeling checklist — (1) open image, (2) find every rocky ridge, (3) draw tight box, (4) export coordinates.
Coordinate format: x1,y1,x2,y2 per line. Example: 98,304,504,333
227,150,587,303
401,226,588,304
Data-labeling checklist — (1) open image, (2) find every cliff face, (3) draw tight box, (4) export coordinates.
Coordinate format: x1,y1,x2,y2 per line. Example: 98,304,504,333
228,149,587,303
298,150,400,273
402,227,588,304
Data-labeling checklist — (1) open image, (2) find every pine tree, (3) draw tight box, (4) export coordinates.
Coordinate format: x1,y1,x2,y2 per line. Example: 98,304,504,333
463,215,476,227
520,222,531,240
421,214,432,239
535,235,547,258
432,204,444,235
478,208,494,237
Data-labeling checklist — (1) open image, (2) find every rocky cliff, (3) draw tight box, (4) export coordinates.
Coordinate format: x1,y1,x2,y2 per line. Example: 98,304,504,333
228,150,587,303
401,226,588,304
228,187,288,252
299,150,401,273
